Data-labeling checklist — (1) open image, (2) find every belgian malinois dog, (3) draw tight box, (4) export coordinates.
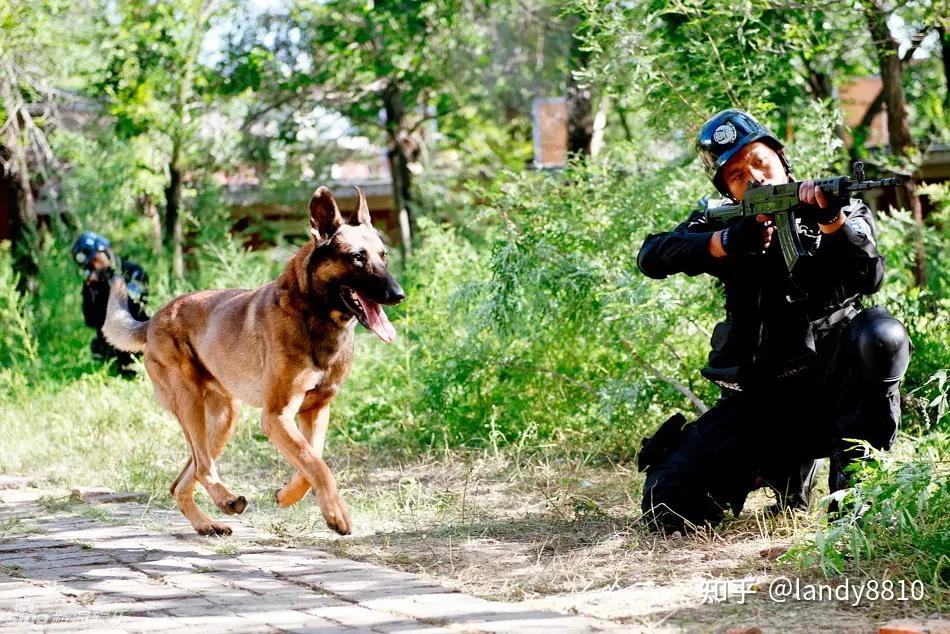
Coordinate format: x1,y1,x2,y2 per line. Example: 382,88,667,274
104,187,404,536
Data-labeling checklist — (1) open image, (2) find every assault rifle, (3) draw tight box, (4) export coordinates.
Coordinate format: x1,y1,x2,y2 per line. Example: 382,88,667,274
704,162,902,272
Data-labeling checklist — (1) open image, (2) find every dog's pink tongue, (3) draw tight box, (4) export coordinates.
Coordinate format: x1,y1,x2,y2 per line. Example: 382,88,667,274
355,291,397,343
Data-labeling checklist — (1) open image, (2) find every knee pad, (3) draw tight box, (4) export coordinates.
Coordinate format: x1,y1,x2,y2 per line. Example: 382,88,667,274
641,467,726,533
856,315,911,382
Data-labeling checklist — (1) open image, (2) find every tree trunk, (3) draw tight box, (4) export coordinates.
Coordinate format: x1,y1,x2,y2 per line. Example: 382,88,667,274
864,3,925,286
382,86,414,260
864,11,915,154
615,104,634,143
938,24,949,108
0,146,37,285
567,75,593,157
566,13,594,157
849,31,923,161
803,64,848,143
140,194,162,254
590,96,609,159
164,159,184,279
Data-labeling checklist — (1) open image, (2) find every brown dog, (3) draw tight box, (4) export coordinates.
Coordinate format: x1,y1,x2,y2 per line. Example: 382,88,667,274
104,186,404,536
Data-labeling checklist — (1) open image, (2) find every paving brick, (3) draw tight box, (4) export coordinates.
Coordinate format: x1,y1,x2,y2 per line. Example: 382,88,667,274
294,569,449,603
73,566,151,583
0,539,74,553
92,614,214,632
0,485,622,634
66,578,199,601
217,593,347,613
236,607,338,627
153,613,268,632
237,551,331,574
307,603,429,629
361,592,513,621
879,619,950,634
158,596,230,618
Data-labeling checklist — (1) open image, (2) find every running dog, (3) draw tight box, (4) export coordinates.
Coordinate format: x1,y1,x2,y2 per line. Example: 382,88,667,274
104,186,404,536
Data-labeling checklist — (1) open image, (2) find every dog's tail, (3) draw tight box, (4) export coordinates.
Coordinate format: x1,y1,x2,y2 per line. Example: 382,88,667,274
103,277,149,353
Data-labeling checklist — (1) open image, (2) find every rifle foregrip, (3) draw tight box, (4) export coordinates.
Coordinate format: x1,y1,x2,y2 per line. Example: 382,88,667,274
812,176,851,199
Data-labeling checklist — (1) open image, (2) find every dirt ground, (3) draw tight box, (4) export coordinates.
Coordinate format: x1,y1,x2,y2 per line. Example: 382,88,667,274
221,448,942,633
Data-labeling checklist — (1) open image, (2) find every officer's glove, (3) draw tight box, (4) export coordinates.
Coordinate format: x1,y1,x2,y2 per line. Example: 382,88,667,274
801,199,845,225
799,184,845,225
721,215,768,256
127,280,146,303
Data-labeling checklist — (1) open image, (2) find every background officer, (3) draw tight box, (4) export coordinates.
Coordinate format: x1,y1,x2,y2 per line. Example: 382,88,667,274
71,231,149,377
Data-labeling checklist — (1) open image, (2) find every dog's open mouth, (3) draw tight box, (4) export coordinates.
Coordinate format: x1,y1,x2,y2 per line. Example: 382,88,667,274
340,286,397,343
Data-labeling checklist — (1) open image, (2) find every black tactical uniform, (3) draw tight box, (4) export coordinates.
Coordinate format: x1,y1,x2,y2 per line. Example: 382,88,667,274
82,259,149,373
635,111,911,532
72,232,149,376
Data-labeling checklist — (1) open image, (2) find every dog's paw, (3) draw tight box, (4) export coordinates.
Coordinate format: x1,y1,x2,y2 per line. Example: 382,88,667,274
320,495,352,536
227,495,248,515
196,522,233,536
217,495,247,515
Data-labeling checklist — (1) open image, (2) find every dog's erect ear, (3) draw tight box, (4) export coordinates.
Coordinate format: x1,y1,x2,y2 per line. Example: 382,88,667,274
309,186,343,243
347,186,372,226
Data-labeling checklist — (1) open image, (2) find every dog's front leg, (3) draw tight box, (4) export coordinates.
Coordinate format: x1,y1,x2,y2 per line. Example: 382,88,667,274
262,395,351,535
276,404,330,508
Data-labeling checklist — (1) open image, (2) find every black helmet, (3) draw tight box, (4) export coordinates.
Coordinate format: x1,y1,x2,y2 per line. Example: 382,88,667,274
71,231,113,268
696,109,790,197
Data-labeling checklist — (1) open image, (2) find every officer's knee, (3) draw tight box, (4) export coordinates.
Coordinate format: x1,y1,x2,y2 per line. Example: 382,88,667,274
641,467,724,533
856,316,910,382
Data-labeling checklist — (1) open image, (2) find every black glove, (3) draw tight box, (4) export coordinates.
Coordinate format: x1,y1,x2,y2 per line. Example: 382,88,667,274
801,202,844,225
721,215,767,256
800,185,845,225
808,202,844,225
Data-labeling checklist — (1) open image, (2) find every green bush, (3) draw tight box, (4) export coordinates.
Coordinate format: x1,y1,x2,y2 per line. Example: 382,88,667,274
787,434,950,602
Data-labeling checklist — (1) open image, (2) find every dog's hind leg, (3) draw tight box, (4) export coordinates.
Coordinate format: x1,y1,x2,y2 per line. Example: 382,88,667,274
203,391,246,514
276,403,330,508
175,404,237,534
151,359,233,536
170,456,233,536
187,388,246,517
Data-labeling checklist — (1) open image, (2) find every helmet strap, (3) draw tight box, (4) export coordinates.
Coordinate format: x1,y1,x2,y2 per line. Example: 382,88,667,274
778,149,794,179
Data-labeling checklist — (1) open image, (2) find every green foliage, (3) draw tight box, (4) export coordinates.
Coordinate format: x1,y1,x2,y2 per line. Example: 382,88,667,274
53,129,165,250
93,0,221,144
874,181,950,433
0,242,38,371
331,153,722,456
787,434,950,601
578,0,946,158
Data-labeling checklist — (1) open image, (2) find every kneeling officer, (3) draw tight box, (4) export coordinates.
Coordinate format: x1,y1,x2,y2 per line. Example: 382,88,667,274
636,110,911,532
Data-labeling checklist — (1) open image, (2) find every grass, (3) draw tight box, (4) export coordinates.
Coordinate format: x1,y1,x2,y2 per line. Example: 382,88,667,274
0,517,46,538
1,368,945,630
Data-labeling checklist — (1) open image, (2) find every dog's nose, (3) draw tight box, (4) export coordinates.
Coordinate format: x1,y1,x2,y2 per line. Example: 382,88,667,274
387,283,406,304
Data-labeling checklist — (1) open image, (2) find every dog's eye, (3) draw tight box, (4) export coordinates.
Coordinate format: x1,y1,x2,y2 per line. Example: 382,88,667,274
351,252,366,265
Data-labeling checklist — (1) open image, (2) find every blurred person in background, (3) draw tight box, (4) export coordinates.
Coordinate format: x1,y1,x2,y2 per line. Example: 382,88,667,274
71,231,149,377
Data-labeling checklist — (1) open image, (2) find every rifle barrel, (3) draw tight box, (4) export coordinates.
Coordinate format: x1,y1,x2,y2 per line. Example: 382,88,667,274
847,177,902,192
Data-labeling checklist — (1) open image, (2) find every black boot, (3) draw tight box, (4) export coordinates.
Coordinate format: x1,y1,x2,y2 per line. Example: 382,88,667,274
763,459,818,517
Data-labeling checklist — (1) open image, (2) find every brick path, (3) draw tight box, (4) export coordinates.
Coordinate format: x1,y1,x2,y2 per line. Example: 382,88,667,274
0,479,616,633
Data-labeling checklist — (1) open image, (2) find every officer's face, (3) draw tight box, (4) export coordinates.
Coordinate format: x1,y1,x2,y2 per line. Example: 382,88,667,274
90,251,111,271
721,141,788,201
